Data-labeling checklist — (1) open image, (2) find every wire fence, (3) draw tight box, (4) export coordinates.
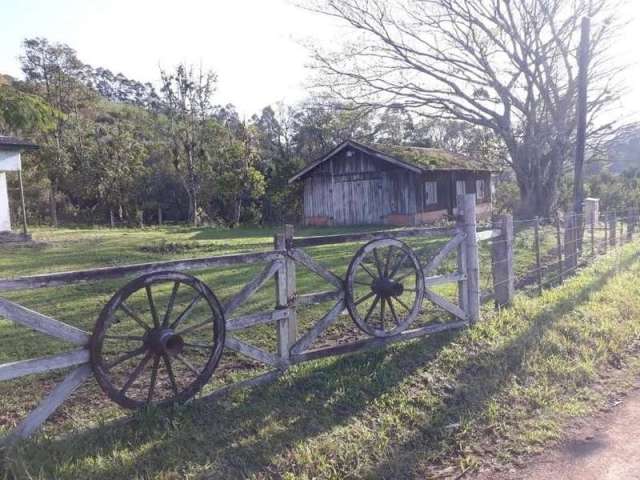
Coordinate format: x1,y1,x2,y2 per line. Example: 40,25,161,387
479,209,639,303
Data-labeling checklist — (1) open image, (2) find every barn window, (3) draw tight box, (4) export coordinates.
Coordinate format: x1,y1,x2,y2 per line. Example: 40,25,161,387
424,181,438,205
476,179,486,201
456,180,466,197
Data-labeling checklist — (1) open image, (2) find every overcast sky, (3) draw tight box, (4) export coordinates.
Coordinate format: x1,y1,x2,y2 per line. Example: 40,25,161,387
0,0,639,120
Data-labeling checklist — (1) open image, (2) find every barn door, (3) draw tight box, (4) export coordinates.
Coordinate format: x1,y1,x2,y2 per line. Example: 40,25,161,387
333,179,382,225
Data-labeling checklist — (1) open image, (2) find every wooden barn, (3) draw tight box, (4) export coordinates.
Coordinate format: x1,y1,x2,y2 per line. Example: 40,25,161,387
289,140,494,226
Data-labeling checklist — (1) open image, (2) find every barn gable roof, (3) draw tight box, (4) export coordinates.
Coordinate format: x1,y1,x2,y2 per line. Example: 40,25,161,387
0,136,38,151
288,140,492,183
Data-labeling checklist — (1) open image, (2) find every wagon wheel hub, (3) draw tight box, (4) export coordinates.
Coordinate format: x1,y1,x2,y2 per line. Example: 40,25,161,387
370,277,404,299
145,328,185,357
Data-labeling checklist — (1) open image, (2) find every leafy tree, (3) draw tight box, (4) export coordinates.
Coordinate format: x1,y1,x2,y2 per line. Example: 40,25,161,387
20,37,94,225
160,64,217,226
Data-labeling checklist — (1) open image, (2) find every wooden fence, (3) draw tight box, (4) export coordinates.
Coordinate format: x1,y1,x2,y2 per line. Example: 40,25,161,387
0,194,505,443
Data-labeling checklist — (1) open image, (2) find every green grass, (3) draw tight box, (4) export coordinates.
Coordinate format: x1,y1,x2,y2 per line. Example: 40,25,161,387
1,226,640,479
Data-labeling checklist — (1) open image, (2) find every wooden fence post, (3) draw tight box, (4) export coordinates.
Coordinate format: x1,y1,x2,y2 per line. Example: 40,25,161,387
462,194,480,324
604,215,608,253
491,214,514,306
456,202,468,315
275,224,297,365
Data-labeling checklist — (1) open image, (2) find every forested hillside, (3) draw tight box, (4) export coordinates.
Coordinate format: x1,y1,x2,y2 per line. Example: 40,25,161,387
0,38,503,228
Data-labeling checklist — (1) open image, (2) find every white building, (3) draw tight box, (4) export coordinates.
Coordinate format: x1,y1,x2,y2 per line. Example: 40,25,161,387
0,136,37,234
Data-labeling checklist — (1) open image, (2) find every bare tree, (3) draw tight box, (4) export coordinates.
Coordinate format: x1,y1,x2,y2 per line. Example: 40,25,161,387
305,0,623,217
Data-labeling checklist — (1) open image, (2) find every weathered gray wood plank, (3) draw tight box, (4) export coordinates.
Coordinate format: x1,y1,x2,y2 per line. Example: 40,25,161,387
423,272,466,287
462,194,481,323
226,309,289,332
4,364,91,442
424,289,467,320
225,336,280,366
289,249,343,289
290,299,345,354
476,229,502,241
0,349,89,382
291,320,468,363
0,251,285,292
422,232,466,275
0,297,90,345
222,261,280,317
293,226,457,248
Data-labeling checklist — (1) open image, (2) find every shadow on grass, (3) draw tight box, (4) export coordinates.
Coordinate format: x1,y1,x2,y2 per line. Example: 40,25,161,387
8,252,639,479
363,250,640,478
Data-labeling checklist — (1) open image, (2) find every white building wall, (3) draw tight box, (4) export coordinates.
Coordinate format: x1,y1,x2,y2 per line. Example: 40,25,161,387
0,172,11,232
0,151,21,171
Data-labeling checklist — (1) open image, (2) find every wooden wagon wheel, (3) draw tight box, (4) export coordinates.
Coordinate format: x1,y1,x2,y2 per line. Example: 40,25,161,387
90,271,225,409
346,239,425,337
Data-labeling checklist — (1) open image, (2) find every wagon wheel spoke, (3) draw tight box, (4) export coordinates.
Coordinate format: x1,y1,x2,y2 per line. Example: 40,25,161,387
169,294,202,330
364,295,380,323
359,262,377,280
387,297,401,325
162,354,180,396
107,345,147,370
392,295,412,313
354,280,372,286
120,351,153,395
373,248,384,277
354,290,376,306
174,354,201,376
384,246,394,276
394,269,415,283
146,285,159,328
176,316,214,336
119,302,150,331
147,356,160,403
163,281,181,327
380,296,386,328
388,252,409,279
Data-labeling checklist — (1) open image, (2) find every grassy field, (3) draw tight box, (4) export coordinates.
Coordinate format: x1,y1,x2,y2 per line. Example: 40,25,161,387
1,225,637,479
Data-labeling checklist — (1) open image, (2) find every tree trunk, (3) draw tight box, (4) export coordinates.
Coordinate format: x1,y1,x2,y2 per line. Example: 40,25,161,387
514,174,559,220
49,181,58,227
234,197,242,227
109,208,115,228
158,206,163,226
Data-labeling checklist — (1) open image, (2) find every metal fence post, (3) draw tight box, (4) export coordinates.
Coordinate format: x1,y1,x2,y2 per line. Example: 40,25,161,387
275,224,297,365
491,214,514,306
463,194,480,324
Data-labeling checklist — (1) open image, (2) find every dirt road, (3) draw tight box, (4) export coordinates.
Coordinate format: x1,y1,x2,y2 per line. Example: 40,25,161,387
478,386,640,479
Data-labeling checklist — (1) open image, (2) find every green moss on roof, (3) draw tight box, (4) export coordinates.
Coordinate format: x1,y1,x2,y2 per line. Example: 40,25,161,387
367,143,492,171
